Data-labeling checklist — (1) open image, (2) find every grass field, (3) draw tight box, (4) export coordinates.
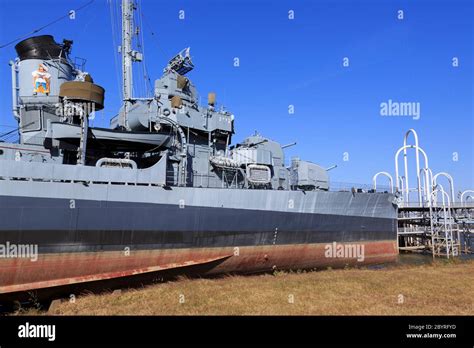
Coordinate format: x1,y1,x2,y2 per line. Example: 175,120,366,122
15,259,474,315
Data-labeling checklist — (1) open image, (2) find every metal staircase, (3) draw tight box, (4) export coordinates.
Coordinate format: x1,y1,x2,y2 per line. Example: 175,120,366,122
373,129,473,259
428,195,460,258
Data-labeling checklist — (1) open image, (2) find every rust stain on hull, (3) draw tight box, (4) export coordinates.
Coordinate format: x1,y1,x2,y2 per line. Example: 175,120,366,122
0,241,397,295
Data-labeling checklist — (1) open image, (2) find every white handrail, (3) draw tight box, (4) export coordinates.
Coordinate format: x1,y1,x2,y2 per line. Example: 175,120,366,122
433,172,455,204
461,190,474,205
395,142,429,207
431,184,454,258
420,167,434,207
372,171,393,193
403,129,422,204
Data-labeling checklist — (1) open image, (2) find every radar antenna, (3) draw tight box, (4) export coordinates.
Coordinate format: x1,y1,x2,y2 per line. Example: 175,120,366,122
164,47,194,75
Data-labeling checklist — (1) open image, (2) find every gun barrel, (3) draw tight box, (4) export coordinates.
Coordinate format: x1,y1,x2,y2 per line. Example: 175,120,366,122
282,142,297,149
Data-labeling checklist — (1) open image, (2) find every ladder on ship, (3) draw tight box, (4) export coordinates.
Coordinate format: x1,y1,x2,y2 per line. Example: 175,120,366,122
428,198,461,258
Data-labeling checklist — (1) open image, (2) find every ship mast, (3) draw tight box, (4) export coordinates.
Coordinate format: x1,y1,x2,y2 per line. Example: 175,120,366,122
120,0,142,129
122,0,133,103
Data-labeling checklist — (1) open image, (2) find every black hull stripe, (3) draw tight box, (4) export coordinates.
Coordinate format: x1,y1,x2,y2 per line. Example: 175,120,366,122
0,197,396,254
1,228,396,254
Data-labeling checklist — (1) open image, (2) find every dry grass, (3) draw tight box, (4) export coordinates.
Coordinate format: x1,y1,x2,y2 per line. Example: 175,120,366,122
16,260,474,316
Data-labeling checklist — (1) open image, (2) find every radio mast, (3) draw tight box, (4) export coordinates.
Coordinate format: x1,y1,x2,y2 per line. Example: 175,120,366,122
120,0,142,128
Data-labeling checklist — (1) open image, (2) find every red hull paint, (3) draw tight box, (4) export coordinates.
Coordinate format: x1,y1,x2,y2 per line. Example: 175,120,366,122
0,241,397,295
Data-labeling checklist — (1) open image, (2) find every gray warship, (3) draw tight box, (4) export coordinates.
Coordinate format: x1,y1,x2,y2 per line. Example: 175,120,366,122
0,0,397,298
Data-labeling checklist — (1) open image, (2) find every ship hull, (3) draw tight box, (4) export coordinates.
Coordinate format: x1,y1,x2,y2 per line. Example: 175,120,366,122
1,242,397,296
0,180,398,297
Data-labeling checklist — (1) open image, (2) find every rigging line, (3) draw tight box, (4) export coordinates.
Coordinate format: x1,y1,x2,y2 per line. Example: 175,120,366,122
138,0,147,96
3,132,20,141
137,1,147,97
135,0,144,97
0,121,35,138
138,0,152,97
129,0,139,98
0,0,95,49
140,10,171,60
115,0,122,96
137,12,146,96
137,1,146,98
109,0,122,101
139,8,165,97
80,1,99,35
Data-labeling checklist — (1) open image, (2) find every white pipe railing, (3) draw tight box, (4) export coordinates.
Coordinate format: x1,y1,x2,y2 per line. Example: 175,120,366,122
420,167,434,207
403,129,422,204
374,129,472,210
395,143,429,207
433,172,455,204
372,171,393,193
431,184,454,258
96,157,137,169
398,176,405,194
461,190,474,206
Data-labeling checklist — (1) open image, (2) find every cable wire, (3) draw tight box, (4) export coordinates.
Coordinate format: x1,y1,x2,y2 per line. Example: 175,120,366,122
0,0,95,49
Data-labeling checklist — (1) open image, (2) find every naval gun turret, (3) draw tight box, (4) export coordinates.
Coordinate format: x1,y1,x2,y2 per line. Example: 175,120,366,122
215,134,329,191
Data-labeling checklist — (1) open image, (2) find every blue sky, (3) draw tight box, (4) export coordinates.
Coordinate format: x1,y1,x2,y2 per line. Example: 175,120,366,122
0,0,472,193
